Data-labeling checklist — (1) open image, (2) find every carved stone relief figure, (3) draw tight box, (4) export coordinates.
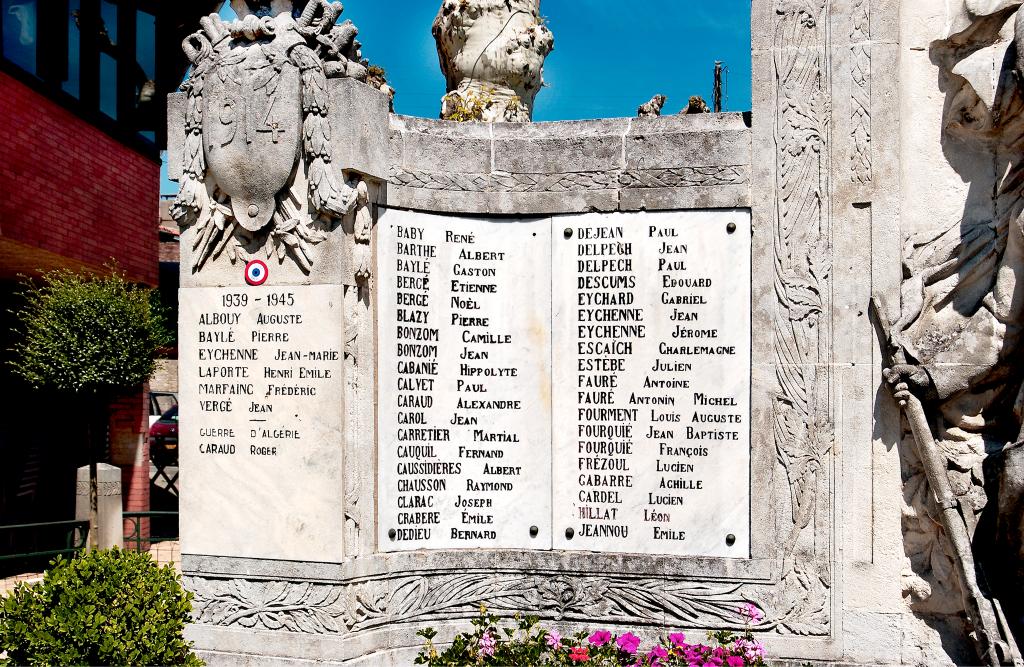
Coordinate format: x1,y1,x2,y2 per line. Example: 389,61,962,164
432,0,553,122
884,1,1024,651
171,0,376,279
637,94,667,118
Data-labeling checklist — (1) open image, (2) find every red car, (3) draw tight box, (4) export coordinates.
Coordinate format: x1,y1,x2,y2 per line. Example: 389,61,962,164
149,405,179,467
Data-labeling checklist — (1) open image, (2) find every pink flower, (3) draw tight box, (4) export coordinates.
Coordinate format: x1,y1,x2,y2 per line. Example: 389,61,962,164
546,629,563,649
738,603,764,624
727,657,745,667
616,632,642,655
669,632,687,647
735,638,765,660
588,630,612,647
479,631,496,657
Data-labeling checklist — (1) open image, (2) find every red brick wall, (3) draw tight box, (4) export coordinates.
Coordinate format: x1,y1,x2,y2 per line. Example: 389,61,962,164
110,388,150,541
0,72,161,524
0,73,159,285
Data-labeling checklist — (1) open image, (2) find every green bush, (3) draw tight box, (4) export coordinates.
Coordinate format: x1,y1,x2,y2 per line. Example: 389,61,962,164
0,548,203,666
9,268,171,395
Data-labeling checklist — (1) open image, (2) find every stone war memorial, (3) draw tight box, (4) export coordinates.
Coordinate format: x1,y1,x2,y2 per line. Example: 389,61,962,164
165,0,1024,664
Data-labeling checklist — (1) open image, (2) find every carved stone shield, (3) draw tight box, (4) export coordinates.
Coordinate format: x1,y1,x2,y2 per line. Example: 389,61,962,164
204,45,302,232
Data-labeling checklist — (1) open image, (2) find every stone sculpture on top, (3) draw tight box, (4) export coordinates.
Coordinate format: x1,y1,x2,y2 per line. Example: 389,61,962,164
433,0,554,122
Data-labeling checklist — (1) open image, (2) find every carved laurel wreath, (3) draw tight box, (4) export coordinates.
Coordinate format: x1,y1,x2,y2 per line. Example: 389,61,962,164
171,3,361,274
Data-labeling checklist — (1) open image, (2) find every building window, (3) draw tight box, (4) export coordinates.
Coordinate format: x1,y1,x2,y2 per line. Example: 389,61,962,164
2,0,36,75
62,0,80,98
98,0,117,119
0,0,166,148
135,9,155,142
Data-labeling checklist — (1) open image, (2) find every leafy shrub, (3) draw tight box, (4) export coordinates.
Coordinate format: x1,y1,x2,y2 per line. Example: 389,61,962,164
416,606,767,666
0,548,202,666
9,268,170,395
441,89,497,122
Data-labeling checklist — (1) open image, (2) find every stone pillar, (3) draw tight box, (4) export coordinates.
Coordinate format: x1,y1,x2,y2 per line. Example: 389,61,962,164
167,8,389,563
75,464,124,549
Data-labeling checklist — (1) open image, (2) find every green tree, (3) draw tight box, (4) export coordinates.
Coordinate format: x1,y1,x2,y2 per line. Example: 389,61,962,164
9,268,171,548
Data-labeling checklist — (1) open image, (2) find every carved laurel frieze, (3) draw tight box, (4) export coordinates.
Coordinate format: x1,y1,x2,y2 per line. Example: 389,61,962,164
768,0,834,638
186,570,769,636
387,165,750,193
850,0,872,183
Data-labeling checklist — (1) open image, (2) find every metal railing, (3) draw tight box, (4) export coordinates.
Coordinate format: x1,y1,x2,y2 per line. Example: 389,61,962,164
123,511,178,553
0,520,88,562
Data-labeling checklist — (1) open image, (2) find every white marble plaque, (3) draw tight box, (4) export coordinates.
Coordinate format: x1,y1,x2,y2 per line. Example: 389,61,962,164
551,210,751,557
179,285,345,561
377,209,553,551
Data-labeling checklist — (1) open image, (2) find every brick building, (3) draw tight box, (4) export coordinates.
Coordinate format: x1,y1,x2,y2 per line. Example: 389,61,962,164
0,0,217,566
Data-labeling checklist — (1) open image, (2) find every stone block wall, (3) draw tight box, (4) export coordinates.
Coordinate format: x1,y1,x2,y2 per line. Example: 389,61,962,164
387,113,750,215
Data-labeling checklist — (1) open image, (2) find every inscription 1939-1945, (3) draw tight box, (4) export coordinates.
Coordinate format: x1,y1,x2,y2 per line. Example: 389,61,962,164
377,209,751,558
180,285,346,562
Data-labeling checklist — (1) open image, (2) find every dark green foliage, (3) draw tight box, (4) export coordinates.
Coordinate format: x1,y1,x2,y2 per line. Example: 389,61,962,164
9,269,171,396
0,548,202,666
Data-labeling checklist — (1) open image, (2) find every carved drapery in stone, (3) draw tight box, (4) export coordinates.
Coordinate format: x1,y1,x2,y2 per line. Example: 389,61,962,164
887,1,1024,623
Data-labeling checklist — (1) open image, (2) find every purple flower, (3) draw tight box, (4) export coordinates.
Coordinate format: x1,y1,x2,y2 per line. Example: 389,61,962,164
616,632,642,655
648,644,669,665
479,631,496,657
726,657,745,667
588,630,612,647
669,632,687,648
546,629,563,649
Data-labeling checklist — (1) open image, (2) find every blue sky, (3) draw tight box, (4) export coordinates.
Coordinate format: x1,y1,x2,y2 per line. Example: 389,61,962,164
160,1,752,194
